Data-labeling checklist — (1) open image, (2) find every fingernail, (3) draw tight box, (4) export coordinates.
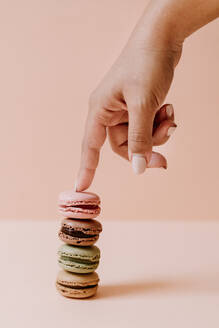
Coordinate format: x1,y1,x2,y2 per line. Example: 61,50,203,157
166,104,173,118
132,154,147,174
167,126,176,137
128,149,132,161
74,180,78,192
145,152,151,165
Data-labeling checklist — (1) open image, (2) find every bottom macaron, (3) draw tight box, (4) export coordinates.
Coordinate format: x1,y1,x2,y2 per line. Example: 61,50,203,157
56,270,99,299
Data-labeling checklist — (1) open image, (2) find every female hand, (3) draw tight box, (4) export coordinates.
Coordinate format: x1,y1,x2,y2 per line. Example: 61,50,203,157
76,0,219,191
76,40,180,191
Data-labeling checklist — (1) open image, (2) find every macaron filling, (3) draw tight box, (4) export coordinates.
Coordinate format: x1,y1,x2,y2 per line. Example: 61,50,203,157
74,204,99,210
59,256,99,265
59,204,100,214
57,282,98,290
61,227,98,239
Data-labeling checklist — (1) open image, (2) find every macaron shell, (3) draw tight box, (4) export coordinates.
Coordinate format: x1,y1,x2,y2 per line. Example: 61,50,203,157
58,190,100,206
56,283,98,299
57,270,99,286
58,231,99,246
58,244,100,262
56,271,99,298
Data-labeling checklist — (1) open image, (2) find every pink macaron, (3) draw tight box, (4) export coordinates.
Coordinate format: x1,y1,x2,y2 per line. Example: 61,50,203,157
58,190,101,219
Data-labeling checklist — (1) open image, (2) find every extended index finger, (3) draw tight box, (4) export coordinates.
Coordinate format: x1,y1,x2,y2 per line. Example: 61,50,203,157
76,108,106,191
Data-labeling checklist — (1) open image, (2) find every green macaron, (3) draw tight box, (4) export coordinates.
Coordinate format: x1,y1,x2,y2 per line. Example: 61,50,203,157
58,244,100,274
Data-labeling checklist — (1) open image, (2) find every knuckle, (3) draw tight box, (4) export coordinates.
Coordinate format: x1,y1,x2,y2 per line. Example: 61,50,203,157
131,97,157,114
89,92,115,127
96,112,108,126
127,87,161,114
129,130,147,144
95,108,114,126
82,138,98,153
129,129,152,153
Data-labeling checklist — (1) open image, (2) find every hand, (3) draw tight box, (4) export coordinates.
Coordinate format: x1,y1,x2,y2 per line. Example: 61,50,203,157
76,39,180,191
76,0,219,191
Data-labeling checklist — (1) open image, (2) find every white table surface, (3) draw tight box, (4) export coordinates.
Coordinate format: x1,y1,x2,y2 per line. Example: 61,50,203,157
1,219,219,328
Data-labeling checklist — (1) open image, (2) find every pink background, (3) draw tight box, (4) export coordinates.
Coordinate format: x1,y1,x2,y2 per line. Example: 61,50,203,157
0,0,218,220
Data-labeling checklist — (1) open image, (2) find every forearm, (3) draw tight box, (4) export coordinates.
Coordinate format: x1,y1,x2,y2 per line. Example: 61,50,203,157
128,0,219,52
154,0,219,38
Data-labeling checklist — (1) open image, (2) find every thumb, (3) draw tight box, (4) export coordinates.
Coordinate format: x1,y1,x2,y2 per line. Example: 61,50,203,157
128,99,155,174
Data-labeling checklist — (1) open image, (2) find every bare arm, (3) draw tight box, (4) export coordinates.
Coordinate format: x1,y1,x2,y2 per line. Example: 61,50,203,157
76,0,219,191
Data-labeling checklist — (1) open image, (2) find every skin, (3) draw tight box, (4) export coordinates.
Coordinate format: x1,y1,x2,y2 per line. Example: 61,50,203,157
76,0,219,191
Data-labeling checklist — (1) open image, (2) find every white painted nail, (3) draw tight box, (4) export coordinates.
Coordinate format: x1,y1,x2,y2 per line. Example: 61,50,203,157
167,126,176,137
132,154,146,175
166,104,173,118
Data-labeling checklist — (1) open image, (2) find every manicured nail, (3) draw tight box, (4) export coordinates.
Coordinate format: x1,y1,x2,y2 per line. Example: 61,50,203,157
74,180,78,192
166,104,173,118
132,154,146,174
145,152,151,165
167,126,176,137
128,149,132,161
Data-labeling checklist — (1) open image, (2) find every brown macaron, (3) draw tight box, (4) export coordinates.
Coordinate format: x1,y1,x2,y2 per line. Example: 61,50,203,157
56,270,99,299
58,218,102,246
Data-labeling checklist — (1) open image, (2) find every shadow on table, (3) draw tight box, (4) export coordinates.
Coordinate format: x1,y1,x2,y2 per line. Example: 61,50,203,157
95,274,219,299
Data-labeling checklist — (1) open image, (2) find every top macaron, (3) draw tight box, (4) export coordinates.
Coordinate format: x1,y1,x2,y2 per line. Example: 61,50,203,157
58,190,101,219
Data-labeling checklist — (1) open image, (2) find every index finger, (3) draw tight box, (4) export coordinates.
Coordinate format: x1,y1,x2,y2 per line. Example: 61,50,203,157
76,109,106,191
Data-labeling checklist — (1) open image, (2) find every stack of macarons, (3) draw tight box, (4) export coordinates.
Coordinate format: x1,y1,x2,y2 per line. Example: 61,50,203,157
56,190,102,299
